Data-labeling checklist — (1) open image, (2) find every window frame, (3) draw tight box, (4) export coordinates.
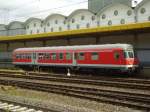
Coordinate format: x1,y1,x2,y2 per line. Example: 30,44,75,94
114,10,118,16
86,23,90,28
140,8,146,14
51,53,57,60
59,53,64,60
34,23,36,27
91,16,95,21
76,24,80,29
72,18,75,23
55,20,58,24
66,53,71,60
108,20,112,26
127,10,132,16
47,22,50,27
120,19,125,24
91,52,99,60
78,52,85,60
81,15,85,20
45,53,50,60
59,27,62,31
128,52,134,58
51,28,54,32
102,14,106,19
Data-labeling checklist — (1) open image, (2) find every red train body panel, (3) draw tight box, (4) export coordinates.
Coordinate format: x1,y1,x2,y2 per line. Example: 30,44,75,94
12,44,140,73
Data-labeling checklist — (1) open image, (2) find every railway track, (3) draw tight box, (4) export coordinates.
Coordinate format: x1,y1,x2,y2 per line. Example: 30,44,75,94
0,72,150,90
1,70,150,83
0,75,149,111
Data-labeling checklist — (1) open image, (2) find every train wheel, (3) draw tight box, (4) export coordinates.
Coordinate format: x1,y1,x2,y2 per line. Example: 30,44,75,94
127,68,134,75
33,66,40,72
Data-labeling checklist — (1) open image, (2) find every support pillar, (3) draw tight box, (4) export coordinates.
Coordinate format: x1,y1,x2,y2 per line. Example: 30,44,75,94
24,41,27,47
6,42,10,52
43,40,46,47
95,36,101,44
133,33,138,56
67,38,70,45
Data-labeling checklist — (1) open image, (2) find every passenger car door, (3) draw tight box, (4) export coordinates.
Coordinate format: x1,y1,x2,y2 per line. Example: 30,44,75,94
114,51,121,65
32,53,37,65
73,52,77,66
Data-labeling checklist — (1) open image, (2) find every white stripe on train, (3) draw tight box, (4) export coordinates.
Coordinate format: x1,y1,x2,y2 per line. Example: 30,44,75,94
13,62,138,68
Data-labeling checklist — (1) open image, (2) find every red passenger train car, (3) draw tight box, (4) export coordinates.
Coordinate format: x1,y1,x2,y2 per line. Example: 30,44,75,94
12,44,140,73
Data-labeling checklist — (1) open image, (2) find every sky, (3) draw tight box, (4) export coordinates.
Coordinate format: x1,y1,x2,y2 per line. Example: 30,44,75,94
0,0,143,24
0,0,88,24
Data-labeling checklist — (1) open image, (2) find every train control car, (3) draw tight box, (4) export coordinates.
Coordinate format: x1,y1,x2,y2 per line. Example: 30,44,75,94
12,44,140,73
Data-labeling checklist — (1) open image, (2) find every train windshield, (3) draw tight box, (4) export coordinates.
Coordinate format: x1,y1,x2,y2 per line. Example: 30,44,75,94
124,51,134,58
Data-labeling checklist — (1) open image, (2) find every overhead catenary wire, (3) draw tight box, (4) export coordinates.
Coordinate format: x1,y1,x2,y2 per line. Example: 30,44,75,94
1,0,88,23
15,0,88,18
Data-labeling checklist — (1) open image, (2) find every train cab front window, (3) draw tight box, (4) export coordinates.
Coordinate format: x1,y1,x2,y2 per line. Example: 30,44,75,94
128,52,134,58
124,51,134,58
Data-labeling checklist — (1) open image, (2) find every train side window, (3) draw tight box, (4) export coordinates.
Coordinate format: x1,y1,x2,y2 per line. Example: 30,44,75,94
66,53,71,60
74,53,78,60
20,55,22,59
29,53,31,59
24,54,26,59
18,54,21,59
59,53,63,60
15,54,18,59
78,52,85,60
22,54,26,59
91,52,98,60
21,54,23,59
16,54,20,59
45,53,50,60
51,53,56,60
26,54,28,59
114,52,120,60
38,53,43,60
124,51,128,58
26,54,29,59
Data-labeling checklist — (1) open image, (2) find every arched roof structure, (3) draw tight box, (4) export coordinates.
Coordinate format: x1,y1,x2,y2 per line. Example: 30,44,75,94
25,17,42,25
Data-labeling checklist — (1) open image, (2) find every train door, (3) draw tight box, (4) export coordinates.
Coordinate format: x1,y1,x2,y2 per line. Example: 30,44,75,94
114,51,121,65
72,52,77,66
32,52,37,65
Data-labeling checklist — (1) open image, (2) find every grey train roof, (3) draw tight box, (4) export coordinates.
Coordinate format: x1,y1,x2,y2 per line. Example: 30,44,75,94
14,44,133,52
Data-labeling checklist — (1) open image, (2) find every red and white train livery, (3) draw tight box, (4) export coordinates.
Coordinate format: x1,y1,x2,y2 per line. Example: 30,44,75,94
12,44,140,73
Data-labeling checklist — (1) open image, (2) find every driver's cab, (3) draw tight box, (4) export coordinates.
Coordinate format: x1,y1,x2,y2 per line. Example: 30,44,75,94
124,50,139,68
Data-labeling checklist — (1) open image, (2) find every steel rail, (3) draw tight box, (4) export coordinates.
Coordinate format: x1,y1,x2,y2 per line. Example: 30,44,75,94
0,73,150,90
0,77,149,111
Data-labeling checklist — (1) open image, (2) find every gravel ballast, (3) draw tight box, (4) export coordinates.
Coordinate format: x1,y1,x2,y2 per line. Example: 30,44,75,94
0,85,143,112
